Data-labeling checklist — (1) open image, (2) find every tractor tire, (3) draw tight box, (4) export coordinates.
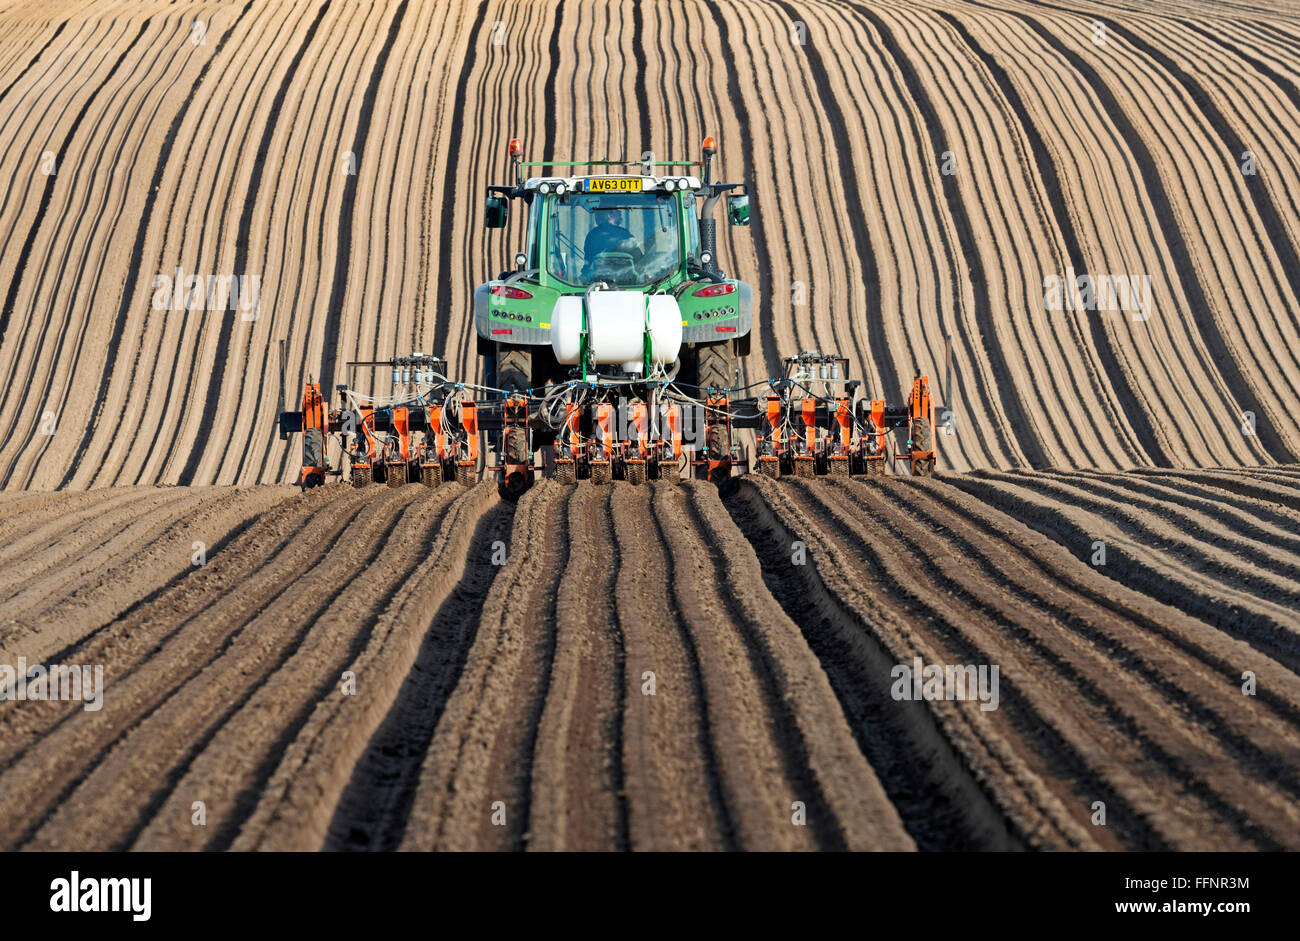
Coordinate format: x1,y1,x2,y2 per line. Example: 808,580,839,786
694,340,734,393
494,346,531,394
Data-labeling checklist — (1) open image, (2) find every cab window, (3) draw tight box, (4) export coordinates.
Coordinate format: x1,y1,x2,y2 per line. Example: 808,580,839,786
546,190,681,287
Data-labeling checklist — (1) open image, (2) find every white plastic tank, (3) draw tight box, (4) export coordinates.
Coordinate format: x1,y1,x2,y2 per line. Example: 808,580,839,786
550,299,585,364
645,295,683,366
551,291,681,371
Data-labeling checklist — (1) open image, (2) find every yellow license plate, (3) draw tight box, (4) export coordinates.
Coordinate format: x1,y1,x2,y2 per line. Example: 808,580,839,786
586,178,640,192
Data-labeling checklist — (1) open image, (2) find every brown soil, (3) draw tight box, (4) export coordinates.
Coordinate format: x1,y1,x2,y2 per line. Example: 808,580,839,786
1,0,1298,850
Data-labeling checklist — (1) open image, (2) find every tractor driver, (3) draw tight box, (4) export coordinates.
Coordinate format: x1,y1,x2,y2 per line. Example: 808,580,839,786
583,206,643,276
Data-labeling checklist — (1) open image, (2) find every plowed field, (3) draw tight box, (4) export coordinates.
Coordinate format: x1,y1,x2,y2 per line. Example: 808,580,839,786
1,0,1299,851
1,470,1298,850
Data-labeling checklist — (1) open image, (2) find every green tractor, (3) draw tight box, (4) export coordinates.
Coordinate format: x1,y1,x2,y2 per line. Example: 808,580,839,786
476,136,753,400
275,137,941,496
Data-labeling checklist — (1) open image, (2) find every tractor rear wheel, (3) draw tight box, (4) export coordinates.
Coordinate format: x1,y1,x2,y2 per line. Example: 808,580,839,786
494,346,531,393
693,340,735,393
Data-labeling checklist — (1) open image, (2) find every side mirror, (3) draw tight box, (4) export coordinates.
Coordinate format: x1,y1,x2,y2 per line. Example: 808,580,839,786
726,193,750,226
485,194,509,229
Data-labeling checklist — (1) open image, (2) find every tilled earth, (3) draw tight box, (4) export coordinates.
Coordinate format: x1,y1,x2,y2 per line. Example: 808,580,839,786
2,468,1298,851
3,0,1300,851
3,0,1300,487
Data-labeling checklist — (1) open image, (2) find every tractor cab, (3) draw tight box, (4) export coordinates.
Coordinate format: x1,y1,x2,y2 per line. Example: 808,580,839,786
534,178,693,288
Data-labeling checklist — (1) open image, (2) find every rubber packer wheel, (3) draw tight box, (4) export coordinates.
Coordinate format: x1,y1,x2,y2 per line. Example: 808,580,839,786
911,417,934,477
591,462,611,485
626,460,646,485
503,427,530,465
794,457,815,478
705,423,731,484
657,460,679,484
387,464,406,487
421,464,440,487
555,460,576,484
757,459,780,479
911,416,932,450
351,465,371,488
493,346,531,474
455,463,475,486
